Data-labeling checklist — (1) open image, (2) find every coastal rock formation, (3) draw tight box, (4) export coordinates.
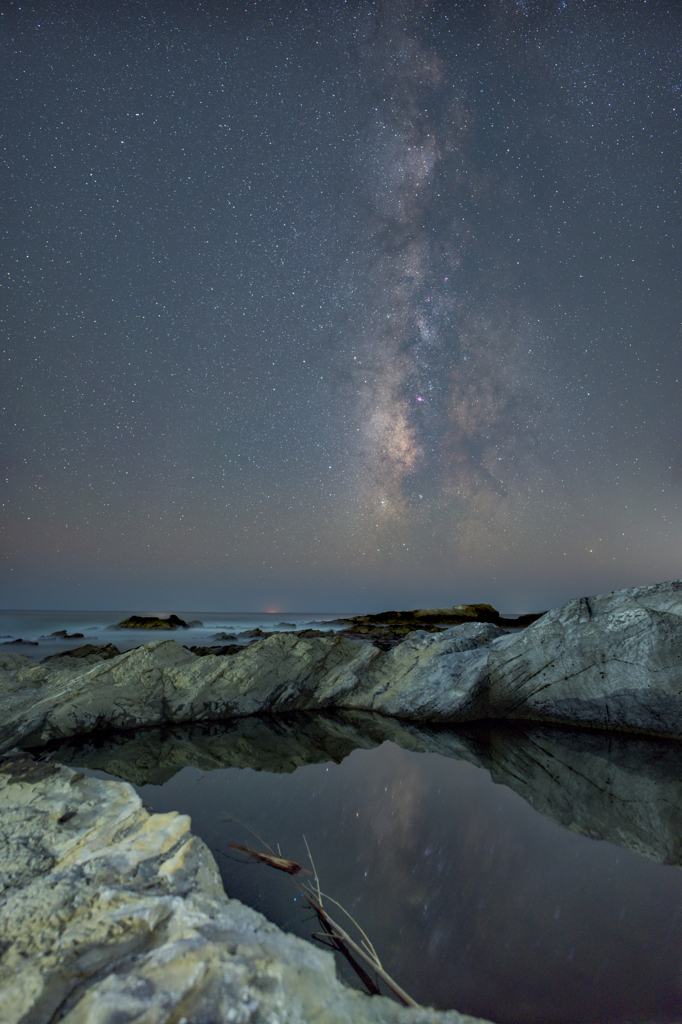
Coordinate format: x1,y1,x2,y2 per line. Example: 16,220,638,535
42,643,121,667
0,753,488,1024
114,614,189,630
40,630,85,640
188,644,242,657
0,622,506,750
1,581,681,753
336,604,544,648
485,580,682,734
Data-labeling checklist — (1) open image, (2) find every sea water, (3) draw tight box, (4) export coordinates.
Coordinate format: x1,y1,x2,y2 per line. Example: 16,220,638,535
0,609,348,661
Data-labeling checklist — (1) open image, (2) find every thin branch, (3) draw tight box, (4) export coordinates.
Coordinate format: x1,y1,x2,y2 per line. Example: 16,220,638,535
305,893,418,1008
302,834,322,906
303,883,381,967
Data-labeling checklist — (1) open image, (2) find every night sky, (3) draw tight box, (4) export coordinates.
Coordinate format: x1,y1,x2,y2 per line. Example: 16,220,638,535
2,0,681,612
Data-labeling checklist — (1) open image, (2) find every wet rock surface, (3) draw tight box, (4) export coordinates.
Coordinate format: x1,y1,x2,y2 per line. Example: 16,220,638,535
0,753,488,1024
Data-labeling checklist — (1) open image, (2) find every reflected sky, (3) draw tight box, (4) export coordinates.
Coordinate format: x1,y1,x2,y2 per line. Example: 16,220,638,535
133,740,682,1022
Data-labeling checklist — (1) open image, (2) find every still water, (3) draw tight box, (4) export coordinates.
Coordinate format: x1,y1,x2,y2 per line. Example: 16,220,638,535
59,718,682,1024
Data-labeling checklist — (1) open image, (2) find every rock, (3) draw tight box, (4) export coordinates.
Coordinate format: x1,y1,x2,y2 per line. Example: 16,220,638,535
0,652,34,674
0,754,489,1024
1,639,38,647
40,631,85,640
238,627,270,638
2,581,682,752
186,619,203,627
48,712,682,867
0,623,506,751
341,604,545,630
332,602,545,651
114,614,189,630
339,622,447,651
212,631,238,640
277,621,297,627
485,579,682,735
41,644,120,666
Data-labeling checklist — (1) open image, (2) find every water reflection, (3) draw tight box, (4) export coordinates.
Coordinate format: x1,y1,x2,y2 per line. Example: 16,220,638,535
50,713,682,866
49,716,682,1022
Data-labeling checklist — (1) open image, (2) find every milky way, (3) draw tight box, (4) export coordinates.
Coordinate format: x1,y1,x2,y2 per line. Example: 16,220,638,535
347,6,554,532
1,0,681,611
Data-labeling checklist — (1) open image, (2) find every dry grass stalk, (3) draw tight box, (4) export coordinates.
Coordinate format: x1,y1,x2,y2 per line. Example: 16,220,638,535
223,822,418,1009
303,891,418,1008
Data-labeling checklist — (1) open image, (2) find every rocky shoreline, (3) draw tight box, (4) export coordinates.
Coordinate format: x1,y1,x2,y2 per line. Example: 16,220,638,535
2,580,681,753
0,753,486,1024
1,578,681,1022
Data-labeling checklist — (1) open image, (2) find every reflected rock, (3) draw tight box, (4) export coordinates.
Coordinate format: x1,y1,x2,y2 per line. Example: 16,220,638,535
46,713,383,785
445,722,682,867
47,712,682,866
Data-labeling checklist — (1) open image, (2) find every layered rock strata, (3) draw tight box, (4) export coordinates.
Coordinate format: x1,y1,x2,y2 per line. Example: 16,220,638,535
0,753,488,1024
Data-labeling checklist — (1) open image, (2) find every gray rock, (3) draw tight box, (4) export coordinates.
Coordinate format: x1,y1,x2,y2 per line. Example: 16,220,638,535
1,582,682,753
486,579,682,735
0,754,488,1024
0,623,505,750
41,643,121,667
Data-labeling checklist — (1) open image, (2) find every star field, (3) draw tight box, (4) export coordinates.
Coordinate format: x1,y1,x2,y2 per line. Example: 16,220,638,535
1,0,681,611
